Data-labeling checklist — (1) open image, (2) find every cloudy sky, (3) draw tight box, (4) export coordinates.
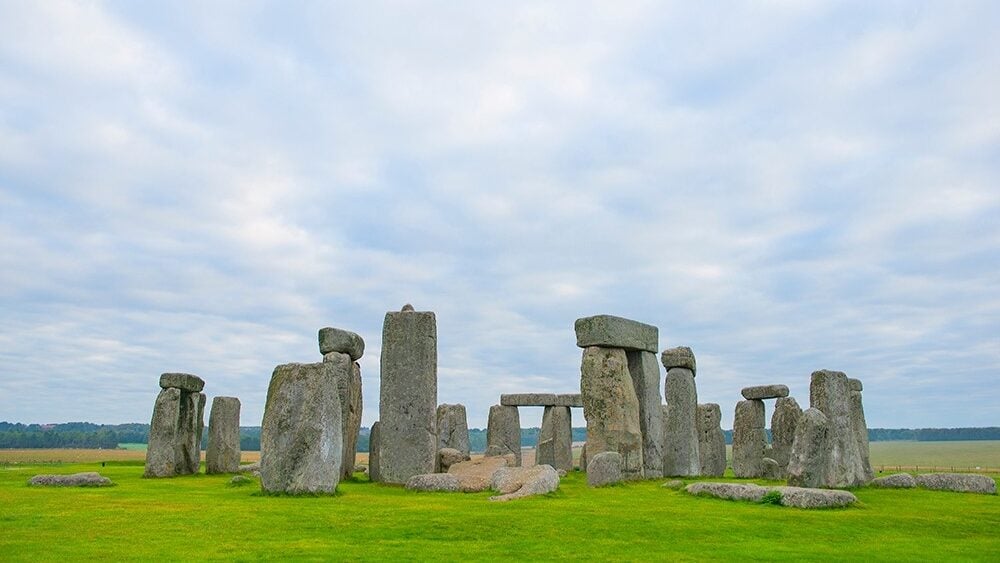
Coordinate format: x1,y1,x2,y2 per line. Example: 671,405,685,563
1,1,998,430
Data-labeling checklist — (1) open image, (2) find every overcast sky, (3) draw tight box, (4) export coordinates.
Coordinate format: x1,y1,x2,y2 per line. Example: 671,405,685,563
2,1,998,430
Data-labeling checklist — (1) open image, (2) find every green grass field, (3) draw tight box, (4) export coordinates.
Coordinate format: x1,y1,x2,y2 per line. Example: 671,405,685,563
2,458,998,561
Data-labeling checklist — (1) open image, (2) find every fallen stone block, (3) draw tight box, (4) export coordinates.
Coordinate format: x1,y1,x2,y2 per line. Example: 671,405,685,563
28,472,113,487
915,473,997,495
771,486,857,508
405,473,461,492
586,451,623,487
489,465,560,502
448,456,510,492
871,473,916,488
685,482,768,502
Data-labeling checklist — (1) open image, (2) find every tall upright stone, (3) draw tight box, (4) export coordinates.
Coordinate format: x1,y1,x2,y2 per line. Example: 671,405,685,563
260,362,342,494
536,405,573,472
324,351,362,480
697,403,726,477
437,403,470,459
810,370,869,487
486,404,521,466
144,387,182,478
176,391,206,475
378,306,437,484
580,346,643,479
848,378,874,483
770,396,802,471
786,407,830,488
732,399,766,478
368,421,381,482
626,350,664,478
662,366,700,476
206,396,241,474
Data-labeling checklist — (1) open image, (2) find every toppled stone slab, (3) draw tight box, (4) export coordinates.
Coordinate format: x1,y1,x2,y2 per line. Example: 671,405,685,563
489,464,560,502
685,482,858,508
575,315,658,353
871,473,916,488
587,451,623,487
554,394,583,407
159,373,205,392
741,384,789,400
448,456,510,492
915,473,997,495
405,473,461,492
28,472,113,487
500,393,557,407
771,486,858,508
660,347,696,374
318,327,365,360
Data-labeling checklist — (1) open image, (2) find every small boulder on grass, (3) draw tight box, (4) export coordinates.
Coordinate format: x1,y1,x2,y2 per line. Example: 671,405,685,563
28,472,113,487
587,452,623,487
229,475,254,487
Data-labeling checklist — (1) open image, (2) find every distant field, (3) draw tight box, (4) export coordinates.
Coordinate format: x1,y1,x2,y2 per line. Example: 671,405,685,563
0,449,260,464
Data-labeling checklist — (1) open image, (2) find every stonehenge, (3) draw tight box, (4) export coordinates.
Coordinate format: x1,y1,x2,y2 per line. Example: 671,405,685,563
144,373,206,478
378,305,438,484
662,350,700,477
496,393,579,472
732,383,797,479
696,403,726,477
320,326,365,480
206,396,241,474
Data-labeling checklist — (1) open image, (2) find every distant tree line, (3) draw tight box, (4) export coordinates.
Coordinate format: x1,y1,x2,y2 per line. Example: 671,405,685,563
3,421,999,450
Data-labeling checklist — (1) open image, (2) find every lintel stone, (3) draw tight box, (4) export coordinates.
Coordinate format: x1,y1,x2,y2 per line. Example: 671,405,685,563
574,315,658,353
741,384,789,400
500,393,557,407
159,373,205,393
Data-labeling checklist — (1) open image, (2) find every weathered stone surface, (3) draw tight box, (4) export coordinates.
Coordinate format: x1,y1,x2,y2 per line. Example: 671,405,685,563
318,327,365,360
686,482,768,502
379,309,437,484
580,346,644,479
145,387,181,478
437,448,468,472
871,473,916,488
368,421,381,482
176,391,206,476
660,347,696,374
206,396,241,474
448,456,510,492
579,442,587,471
345,362,363,477
500,393,556,406
770,397,803,470
536,406,573,472
405,473,460,492
762,457,782,480
741,384,789,400
554,394,583,407
663,367,701,477
848,378,863,392
915,473,997,494
323,352,358,480
786,408,830,488
401,303,415,312
849,381,874,483
810,370,870,487
574,315,658,353
627,350,664,478
772,486,857,508
486,405,521,466
28,472,113,487
437,404,470,463
732,399,766,478
159,372,205,392
489,464,560,501
238,462,260,476
696,403,727,477
260,362,342,494
587,451,623,487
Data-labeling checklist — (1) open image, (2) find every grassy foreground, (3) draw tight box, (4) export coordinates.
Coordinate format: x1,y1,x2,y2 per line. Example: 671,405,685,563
1,461,998,561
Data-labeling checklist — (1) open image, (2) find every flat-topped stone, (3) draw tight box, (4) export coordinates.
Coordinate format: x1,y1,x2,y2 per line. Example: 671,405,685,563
575,315,658,353
28,472,113,487
686,482,858,508
660,347,696,374
500,393,557,406
741,384,789,400
915,473,997,494
159,373,204,392
318,327,365,360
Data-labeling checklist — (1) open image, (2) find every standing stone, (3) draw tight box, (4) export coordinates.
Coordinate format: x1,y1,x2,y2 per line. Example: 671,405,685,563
662,367,700,477
176,391,206,475
770,397,803,471
786,407,830,488
260,362,342,494
368,421,381,482
810,370,869,487
144,387,181,478
536,406,573,472
437,404,470,463
848,378,874,483
486,405,521,466
732,399,766,478
206,396,241,474
580,346,644,479
345,362,363,477
323,351,359,480
696,403,726,477
579,442,587,471
378,307,437,484
626,350,664,478
318,327,365,361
